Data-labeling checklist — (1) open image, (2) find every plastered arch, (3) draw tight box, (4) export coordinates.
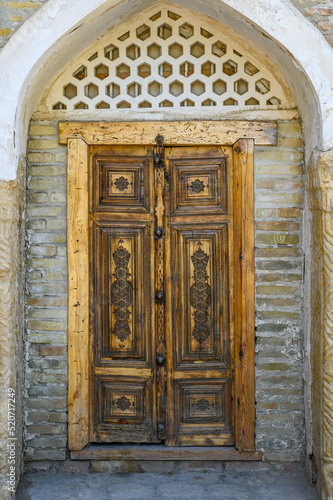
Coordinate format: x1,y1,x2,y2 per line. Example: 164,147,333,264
1,1,333,499
0,0,332,180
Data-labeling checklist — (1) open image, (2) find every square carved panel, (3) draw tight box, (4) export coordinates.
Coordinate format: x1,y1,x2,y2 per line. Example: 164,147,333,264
94,375,152,433
170,157,227,214
178,381,226,424
103,383,144,424
93,376,156,443
108,171,135,197
172,379,233,445
93,156,150,212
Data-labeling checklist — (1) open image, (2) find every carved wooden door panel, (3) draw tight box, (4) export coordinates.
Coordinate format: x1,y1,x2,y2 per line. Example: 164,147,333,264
88,139,253,448
89,145,158,443
163,145,234,446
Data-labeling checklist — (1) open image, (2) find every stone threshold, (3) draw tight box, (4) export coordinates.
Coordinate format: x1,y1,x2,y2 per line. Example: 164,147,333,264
71,444,262,461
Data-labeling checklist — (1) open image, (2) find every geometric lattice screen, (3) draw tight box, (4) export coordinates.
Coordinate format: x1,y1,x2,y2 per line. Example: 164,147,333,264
46,5,292,112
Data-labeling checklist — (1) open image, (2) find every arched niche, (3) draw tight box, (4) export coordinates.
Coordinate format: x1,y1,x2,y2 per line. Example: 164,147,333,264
0,1,333,499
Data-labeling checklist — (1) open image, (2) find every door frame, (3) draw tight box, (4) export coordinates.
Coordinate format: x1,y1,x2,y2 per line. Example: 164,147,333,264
62,120,277,457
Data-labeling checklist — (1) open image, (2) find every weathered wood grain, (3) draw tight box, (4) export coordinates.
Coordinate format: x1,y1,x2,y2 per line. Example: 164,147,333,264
233,139,255,452
164,146,235,447
59,121,276,146
71,445,262,460
89,145,158,445
67,138,90,451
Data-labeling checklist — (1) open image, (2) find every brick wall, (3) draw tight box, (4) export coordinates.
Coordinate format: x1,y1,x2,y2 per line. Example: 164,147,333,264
1,0,333,49
24,119,305,462
254,122,304,461
25,125,67,461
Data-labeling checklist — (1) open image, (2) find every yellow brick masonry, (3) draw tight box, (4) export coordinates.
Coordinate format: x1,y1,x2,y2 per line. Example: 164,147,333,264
25,122,68,462
254,119,304,461
23,118,305,463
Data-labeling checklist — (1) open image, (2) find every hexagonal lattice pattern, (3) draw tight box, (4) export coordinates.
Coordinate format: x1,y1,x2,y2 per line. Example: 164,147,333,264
212,41,226,57
126,44,141,60
84,83,98,99
147,43,162,59
213,79,227,96
234,79,248,95
104,44,119,61
190,42,204,58
169,43,183,59
116,64,130,79
138,63,151,78
201,61,215,77
170,81,183,97
106,83,120,98
136,24,150,41
179,23,194,39
73,65,87,80
159,62,172,78
158,23,172,39
95,64,109,80
63,83,77,99
127,82,142,98
47,6,290,111
191,80,205,96
148,81,162,97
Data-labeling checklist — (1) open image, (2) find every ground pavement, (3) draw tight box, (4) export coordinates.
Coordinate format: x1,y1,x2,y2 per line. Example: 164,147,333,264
16,467,317,500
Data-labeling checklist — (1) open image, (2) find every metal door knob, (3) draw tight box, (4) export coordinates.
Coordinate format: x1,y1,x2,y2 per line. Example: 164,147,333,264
155,227,164,239
156,355,165,366
155,291,165,303
154,153,162,166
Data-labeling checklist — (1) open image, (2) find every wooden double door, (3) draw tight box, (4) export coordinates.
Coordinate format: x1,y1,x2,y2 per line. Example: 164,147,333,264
88,135,254,448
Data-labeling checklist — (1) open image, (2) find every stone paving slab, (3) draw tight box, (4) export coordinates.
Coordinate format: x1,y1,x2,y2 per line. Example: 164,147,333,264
16,470,317,500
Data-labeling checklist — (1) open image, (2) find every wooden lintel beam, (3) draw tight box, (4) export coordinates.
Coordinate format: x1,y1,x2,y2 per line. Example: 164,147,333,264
59,120,276,146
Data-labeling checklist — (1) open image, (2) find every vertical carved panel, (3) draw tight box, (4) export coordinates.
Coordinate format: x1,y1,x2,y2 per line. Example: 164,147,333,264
111,240,133,346
93,223,152,362
190,242,212,349
107,232,136,355
171,225,230,366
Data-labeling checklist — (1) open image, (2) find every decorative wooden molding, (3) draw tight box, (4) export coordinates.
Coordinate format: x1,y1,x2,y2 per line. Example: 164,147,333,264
59,121,276,146
233,139,255,451
67,137,90,451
